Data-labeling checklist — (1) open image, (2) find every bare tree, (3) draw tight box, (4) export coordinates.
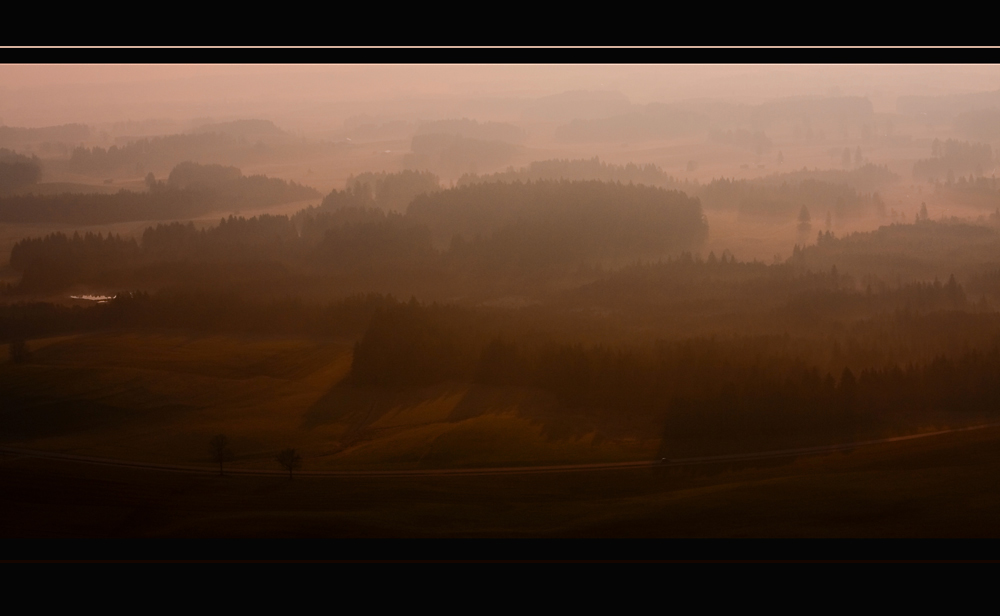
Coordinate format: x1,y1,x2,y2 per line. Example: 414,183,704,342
209,434,234,476
276,448,302,480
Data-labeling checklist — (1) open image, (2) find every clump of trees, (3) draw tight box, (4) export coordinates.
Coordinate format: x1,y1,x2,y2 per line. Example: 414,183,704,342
0,290,408,342
7,179,711,294
914,139,994,181
700,177,885,221
0,162,319,225
345,170,441,213
349,300,477,388
0,149,41,194
457,157,690,192
752,164,896,193
409,179,708,258
345,296,1000,455
791,219,1000,285
65,124,289,176
797,206,812,232
11,231,140,292
404,134,522,178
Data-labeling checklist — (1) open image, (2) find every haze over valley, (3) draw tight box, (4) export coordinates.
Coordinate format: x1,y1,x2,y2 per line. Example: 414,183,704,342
4,62,1000,544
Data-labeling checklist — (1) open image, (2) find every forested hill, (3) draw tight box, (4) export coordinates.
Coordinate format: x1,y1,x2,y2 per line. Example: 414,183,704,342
0,149,41,195
457,158,691,192
0,162,319,224
407,179,708,258
457,158,895,222
7,180,710,294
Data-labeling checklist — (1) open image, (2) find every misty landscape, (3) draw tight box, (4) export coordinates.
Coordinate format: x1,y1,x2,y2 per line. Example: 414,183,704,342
3,63,1000,550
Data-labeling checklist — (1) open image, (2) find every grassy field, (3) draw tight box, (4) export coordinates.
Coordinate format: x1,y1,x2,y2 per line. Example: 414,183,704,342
6,330,1000,542
0,332,658,472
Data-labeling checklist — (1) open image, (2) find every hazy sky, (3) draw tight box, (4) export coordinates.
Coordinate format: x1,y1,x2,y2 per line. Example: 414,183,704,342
1,63,998,130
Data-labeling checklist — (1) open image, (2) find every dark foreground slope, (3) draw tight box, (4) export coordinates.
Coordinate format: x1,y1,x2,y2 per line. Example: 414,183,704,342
4,424,1000,545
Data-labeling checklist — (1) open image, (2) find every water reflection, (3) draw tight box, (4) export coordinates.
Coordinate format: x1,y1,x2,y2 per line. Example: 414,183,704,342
69,295,114,303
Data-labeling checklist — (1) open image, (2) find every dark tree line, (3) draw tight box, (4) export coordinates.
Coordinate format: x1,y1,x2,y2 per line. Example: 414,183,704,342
68,134,237,175
348,298,1000,402
457,157,692,192
461,159,895,199
0,149,42,194
11,232,140,292
65,126,288,176
0,124,90,148
913,139,994,181
345,170,441,213
8,180,710,293
160,161,319,206
408,179,708,256
0,189,215,225
462,161,890,222
403,134,522,177
791,219,1000,289
700,177,885,220
346,298,1000,454
557,250,975,340
750,164,896,193
0,291,399,342
0,162,319,225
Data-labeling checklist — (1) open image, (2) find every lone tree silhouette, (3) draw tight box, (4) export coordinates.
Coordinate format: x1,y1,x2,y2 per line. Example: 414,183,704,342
276,448,302,480
209,434,235,476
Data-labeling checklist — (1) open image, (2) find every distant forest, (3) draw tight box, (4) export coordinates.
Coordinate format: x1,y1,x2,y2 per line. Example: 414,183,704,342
10,88,1000,465
415,118,527,144
351,299,1000,454
0,124,90,149
701,176,886,221
9,120,349,176
550,96,875,145
4,286,999,455
345,170,441,213
6,179,708,295
403,134,523,178
7,163,1000,454
457,157,691,191
0,149,42,194
913,139,995,181
10,173,995,316
0,161,319,224
460,158,895,221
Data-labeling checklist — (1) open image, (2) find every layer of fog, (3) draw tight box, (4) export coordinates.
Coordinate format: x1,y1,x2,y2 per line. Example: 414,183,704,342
2,64,1000,266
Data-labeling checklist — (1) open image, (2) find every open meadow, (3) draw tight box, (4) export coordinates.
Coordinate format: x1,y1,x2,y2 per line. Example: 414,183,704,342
0,332,658,472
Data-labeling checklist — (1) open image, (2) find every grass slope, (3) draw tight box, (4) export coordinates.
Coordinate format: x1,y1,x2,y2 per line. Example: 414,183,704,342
0,332,656,471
